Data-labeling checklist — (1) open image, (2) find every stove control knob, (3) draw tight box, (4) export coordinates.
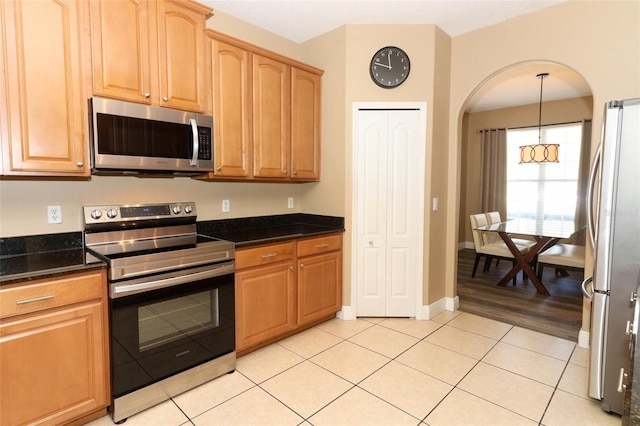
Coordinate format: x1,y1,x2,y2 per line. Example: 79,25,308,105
172,206,181,215
106,208,118,219
91,209,102,220
184,205,193,214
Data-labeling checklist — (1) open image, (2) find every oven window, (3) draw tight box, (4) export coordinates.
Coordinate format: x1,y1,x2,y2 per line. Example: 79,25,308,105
138,289,219,351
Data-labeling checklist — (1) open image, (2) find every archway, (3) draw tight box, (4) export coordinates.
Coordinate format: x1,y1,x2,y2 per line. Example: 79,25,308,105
455,61,593,343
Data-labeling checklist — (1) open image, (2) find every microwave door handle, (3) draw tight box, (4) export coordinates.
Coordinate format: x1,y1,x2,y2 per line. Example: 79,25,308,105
189,118,198,166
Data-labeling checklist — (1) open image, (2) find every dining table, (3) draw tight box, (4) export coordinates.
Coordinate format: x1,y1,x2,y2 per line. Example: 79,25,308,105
477,218,582,296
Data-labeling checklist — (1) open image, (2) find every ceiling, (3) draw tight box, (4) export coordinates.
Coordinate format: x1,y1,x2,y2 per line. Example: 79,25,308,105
203,0,592,112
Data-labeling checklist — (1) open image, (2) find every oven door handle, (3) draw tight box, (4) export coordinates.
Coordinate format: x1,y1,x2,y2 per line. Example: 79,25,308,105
111,262,234,298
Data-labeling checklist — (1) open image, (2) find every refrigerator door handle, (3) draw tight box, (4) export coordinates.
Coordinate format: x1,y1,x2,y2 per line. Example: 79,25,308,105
586,143,602,251
589,291,609,400
581,276,594,299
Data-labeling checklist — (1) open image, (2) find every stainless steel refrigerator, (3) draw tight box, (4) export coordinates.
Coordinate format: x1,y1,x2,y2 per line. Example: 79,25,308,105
583,97,640,414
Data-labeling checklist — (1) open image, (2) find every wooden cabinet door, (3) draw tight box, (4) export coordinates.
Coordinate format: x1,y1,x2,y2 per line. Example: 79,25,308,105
297,251,342,326
156,0,208,112
0,301,108,426
235,261,296,352
0,0,88,176
291,67,321,181
252,54,290,178
210,39,252,177
89,0,153,104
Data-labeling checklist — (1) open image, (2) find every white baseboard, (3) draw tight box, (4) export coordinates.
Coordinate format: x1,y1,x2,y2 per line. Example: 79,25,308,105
338,298,459,321
337,306,356,320
458,242,474,250
418,296,459,320
578,329,590,348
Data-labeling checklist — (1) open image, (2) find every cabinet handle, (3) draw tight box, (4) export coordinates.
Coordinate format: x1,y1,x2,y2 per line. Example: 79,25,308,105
163,96,169,102
261,253,278,258
16,294,55,305
145,92,150,98
316,243,330,248
283,170,288,175
217,167,222,171
76,161,83,167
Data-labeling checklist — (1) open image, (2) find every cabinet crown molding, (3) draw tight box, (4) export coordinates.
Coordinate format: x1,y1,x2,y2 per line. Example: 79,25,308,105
205,29,324,75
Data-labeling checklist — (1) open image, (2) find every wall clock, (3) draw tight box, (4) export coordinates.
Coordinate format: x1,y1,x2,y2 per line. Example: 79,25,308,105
369,46,411,88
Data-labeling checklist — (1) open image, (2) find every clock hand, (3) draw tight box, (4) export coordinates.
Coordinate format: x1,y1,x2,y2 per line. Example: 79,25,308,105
388,54,392,69
376,62,392,69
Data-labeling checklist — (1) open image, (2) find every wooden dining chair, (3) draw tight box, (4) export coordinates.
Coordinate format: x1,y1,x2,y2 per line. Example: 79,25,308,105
469,213,530,285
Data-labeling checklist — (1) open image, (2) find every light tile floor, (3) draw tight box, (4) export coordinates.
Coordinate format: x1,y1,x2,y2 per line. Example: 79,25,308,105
88,312,622,426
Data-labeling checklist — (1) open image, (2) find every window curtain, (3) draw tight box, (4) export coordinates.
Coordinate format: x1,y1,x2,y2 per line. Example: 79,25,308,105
479,128,507,218
572,119,592,245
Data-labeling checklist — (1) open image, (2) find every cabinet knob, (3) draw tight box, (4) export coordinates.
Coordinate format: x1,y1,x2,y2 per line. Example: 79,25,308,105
163,96,168,102
289,266,295,271
300,264,305,268
217,167,222,171
76,161,83,167
283,170,288,175
293,171,297,175
144,93,150,98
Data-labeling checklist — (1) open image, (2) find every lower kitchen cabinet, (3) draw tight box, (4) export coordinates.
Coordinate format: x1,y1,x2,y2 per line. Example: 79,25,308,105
297,251,342,327
235,261,296,352
234,234,342,355
0,269,109,426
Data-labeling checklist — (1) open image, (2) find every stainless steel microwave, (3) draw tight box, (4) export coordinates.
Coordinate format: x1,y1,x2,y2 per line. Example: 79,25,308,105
89,97,214,175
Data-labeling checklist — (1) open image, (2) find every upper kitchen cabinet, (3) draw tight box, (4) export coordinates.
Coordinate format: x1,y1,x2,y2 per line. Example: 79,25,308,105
291,67,321,180
89,0,211,112
208,38,252,177
0,0,89,177
202,31,323,182
252,54,291,179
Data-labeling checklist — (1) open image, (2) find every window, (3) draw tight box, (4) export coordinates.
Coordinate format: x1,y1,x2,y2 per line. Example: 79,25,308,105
506,123,583,222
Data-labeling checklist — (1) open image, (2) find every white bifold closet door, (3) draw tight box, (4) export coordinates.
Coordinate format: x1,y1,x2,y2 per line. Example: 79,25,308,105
354,108,424,317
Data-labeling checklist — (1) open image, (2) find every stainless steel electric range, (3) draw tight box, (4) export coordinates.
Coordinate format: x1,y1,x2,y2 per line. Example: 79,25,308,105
83,202,235,423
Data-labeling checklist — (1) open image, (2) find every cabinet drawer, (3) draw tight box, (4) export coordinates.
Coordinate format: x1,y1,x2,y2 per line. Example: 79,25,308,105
0,270,105,319
235,242,295,269
297,234,342,257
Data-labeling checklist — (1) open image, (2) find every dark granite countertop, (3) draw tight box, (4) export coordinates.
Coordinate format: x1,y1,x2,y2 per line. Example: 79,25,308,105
0,214,344,284
197,213,345,247
0,232,105,285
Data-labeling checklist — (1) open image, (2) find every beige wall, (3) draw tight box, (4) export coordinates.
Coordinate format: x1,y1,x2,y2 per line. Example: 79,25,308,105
447,0,639,333
298,24,443,305
459,96,594,244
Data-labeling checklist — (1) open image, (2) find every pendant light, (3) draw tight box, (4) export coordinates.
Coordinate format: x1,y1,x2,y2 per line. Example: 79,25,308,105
519,73,559,164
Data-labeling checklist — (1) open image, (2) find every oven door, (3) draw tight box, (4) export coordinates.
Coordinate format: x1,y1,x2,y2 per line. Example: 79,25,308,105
110,262,235,398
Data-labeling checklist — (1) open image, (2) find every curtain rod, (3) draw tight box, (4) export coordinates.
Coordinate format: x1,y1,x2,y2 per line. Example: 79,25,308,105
476,119,591,133
476,128,505,133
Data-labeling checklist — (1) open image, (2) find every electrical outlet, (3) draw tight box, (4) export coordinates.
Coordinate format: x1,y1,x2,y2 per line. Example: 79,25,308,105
47,205,62,224
287,197,294,209
221,199,230,213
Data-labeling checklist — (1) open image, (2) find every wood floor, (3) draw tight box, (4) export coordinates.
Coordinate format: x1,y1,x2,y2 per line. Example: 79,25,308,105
456,248,584,342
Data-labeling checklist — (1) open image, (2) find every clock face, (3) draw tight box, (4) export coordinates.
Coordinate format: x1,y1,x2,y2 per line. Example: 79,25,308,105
369,46,411,88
